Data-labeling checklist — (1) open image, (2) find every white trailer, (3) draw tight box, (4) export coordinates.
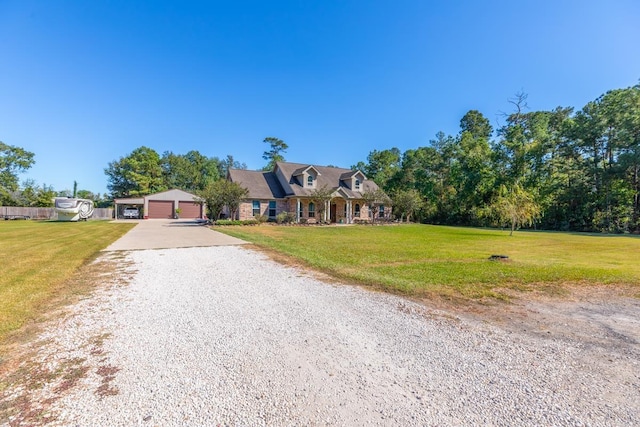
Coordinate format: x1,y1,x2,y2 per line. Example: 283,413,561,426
54,198,95,221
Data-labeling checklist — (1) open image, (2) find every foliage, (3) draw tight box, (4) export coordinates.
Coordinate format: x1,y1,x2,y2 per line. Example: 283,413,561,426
75,189,111,208
197,179,248,220
105,147,241,198
490,183,542,235
220,154,247,176
392,188,423,222
351,148,401,190
0,142,35,205
254,214,269,223
361,188,391,224
262,137,288,171
215,219,259,226
276,211,296,224
161,150,222,192
0,221,135,340
219,224,640,300
105,146,166,197
353,83,640,233
310,185,334,223
17,179,56,207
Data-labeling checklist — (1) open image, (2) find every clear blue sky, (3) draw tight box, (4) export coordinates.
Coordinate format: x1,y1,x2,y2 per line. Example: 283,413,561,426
1,0,639,195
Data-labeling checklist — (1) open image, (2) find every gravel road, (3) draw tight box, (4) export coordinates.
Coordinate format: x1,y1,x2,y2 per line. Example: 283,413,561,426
5,246,639,426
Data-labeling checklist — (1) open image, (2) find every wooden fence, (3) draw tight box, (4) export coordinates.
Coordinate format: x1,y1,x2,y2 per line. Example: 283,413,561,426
1,206,114,220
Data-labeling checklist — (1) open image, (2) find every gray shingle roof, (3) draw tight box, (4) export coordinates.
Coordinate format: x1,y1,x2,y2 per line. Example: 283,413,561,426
228,170,287,199
229,162,382,200
274,162,380,198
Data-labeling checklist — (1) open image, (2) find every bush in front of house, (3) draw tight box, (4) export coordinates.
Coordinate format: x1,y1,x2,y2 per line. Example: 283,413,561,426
254,214,268,223
275,212,296,224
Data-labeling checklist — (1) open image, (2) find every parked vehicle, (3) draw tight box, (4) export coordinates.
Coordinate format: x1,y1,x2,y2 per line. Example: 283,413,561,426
55,197,94,222
123,207,140,219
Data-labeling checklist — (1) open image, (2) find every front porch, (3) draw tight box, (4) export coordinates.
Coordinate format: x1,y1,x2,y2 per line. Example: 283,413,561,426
287,197,373,224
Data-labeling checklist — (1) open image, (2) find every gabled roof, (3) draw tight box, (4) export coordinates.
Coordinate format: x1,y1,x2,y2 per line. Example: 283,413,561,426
114,189,198,203
274,161,380,199
292,165,322,176
339,170,366,180
145,188,199,200
228,169,286,199
228,162,383,200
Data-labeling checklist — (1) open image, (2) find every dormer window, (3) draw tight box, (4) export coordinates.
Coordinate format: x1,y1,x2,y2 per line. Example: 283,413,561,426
355,179,360,190
307,175,314,187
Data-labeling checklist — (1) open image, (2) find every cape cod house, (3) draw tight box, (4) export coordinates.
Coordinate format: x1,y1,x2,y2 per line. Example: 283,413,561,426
228,162,391,223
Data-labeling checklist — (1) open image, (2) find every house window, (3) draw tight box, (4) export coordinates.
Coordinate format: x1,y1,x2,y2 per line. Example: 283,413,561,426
344,204,347,217
307,175,314,187
308,202,315,217
379,205,385,218
252,200,260,217
298,202,303,219
268,200,276,217
354,203,360,217
355,179,360,190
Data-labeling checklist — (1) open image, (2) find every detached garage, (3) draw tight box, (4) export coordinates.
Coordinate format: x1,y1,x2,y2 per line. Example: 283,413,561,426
114,189,205,220
145,189,203,219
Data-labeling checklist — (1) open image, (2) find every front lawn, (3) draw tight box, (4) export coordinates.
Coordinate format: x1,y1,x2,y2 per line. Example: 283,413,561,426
219,224,640,300
0,220,135,341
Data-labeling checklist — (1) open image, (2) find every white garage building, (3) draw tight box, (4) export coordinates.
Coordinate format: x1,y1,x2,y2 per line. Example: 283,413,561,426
114,189,205,219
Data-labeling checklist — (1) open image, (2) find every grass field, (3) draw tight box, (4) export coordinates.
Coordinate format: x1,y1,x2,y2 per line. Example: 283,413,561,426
219,224,640,300
0,220,135,341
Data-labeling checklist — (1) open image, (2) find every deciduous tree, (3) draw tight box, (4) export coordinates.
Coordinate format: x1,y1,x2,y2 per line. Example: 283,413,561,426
105,146,166,198
198,180,248,220
0,142,35,204
392,189,423,222
361,189,391,225
310,185,334,223
490,183,541,235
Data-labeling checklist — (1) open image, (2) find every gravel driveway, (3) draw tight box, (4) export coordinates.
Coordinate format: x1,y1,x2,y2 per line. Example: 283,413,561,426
4,246,639,426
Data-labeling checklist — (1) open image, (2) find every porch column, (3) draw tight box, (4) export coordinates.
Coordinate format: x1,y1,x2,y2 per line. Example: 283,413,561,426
325,200,329,222
296,198,301,223
347,200,351,224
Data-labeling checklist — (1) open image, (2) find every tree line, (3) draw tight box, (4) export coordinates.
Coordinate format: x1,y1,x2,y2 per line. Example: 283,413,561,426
354,83,640,233
1,141,115,207
104,147,246,198
3,82,638,232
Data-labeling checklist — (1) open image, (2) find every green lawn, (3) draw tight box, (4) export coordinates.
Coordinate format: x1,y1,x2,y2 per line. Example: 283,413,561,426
219,224,640,300
0,220,135,341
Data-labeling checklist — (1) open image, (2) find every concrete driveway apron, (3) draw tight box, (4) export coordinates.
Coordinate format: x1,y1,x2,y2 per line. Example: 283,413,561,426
103,219,247,251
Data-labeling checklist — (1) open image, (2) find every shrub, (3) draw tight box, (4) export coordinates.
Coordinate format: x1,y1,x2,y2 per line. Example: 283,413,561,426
254,214,268,223
299,217,308,224
276,212,297,224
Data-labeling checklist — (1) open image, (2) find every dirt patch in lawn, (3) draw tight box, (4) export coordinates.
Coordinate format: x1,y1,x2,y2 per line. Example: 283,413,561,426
0,252,134,426
444,284,640,355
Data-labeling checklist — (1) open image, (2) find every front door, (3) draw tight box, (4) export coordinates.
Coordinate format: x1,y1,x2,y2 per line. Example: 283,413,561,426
330,203,337,223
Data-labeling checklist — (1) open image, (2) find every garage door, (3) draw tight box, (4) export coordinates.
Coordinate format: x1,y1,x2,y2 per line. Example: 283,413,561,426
178,201,202,219
147,200,174,219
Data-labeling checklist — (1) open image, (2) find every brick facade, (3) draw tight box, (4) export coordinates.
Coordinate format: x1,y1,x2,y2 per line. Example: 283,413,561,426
237,197,386,222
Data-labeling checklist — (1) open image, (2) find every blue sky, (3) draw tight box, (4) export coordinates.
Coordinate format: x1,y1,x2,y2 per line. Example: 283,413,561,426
1,0,639,195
